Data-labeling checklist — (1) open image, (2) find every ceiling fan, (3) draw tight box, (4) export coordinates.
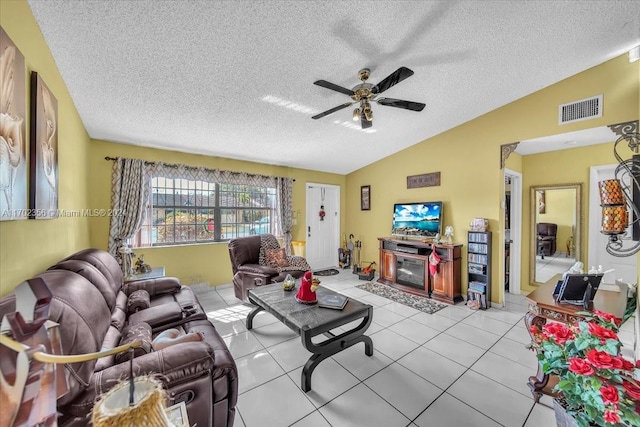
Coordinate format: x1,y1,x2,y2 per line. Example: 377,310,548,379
311,66,425,129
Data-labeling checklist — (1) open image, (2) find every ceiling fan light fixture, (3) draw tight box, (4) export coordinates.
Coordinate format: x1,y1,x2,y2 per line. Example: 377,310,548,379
313,66,423,126
362,101,373,121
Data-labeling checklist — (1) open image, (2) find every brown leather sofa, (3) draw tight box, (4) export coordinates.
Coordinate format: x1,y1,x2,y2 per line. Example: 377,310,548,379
0,248,237,427
537,222,558,257
228,234,309,302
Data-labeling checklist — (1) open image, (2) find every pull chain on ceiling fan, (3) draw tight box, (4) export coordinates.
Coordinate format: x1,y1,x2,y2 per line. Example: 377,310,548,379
312,66,425,129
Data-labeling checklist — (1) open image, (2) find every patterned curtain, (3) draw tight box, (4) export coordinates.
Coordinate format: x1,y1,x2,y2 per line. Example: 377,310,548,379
107,158,151,257
107,156,294,251
276,177,294,254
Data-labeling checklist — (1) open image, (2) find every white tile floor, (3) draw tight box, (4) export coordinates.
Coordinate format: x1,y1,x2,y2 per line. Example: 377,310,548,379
193,270,637,427
534,252,576,283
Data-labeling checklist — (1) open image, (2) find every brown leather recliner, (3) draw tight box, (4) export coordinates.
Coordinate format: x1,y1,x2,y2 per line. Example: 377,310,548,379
228,234,309,302
537,222,558,257
0,248,237,427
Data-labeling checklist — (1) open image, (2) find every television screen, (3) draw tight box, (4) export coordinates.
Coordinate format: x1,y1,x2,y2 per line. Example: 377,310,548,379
392,202,443,238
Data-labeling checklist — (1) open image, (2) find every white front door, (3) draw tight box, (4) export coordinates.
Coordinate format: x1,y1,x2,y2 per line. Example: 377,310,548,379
305,183,340,270
588,165,637,285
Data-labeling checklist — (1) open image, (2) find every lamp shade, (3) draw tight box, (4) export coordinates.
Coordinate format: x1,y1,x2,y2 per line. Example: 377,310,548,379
598,179,625,206
601,205,629,235
92,376,171,427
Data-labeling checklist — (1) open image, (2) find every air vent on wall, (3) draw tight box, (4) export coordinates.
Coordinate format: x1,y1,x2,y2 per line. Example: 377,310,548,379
558,95,602,125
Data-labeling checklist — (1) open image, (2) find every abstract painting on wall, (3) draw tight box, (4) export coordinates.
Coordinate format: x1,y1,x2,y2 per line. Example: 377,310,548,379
29,72,58,219
0,26,28,221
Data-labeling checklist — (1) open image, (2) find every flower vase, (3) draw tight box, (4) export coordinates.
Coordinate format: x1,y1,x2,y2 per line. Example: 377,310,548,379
552,398,596,427
553,398,579,427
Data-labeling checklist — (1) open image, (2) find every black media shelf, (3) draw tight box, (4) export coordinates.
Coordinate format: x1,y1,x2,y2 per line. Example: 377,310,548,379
467,231,491,309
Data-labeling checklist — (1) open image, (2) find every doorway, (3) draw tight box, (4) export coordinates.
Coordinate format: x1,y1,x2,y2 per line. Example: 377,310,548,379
305,183,340,270
503,168,522,302
588,165,637,285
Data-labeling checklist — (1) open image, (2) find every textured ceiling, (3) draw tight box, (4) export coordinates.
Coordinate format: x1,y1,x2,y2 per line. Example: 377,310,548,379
27,0,640,174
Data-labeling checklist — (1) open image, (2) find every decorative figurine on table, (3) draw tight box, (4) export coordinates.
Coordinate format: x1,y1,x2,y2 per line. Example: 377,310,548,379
283,273,296,291
443,226,454,244
295,271,320,304
135,255,151,274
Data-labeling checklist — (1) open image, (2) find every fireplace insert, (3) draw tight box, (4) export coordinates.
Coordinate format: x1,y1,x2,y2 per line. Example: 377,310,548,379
396,256,425,290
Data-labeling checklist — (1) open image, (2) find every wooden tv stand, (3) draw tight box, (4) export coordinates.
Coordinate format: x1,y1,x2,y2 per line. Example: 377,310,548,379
378,237,462,304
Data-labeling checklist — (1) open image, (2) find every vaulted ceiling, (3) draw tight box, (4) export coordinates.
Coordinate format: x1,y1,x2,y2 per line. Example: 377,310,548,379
27,0,640,174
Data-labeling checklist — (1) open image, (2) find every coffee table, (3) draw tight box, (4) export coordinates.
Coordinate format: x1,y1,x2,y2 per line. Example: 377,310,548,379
246,284,374,392
125,266,166,283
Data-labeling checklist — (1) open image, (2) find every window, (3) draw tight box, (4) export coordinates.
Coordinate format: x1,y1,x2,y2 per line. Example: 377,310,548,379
132,177,277,247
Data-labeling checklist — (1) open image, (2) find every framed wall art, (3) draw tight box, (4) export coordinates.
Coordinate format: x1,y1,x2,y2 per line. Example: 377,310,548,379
0,26,28,221
361,185,370,211
407,172,440,189
29,72,58,219
538,190,546,214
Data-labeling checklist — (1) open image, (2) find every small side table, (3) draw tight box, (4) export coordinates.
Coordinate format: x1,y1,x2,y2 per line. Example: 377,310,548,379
125,267,165,283
566,236,574,257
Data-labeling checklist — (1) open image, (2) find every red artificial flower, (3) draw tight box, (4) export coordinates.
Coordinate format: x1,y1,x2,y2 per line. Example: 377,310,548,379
543,322,574,345
636,360,640,369
604,409,621,424
586,349,623,370
568,357,595,376
600,384,619,405
587,322,618,341
621,358,635,371
622,380,640,400
593,310,621,326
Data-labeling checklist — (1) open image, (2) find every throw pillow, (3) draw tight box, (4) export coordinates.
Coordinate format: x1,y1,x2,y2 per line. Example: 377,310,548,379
265,248,289,268
115,321,152,364
127,289,150,315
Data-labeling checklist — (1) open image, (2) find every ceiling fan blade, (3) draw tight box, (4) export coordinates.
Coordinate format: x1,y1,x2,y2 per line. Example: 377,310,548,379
361,114,373,129
377,97,425,112
311,102,354,120
372,67,414,94
313,80,355,96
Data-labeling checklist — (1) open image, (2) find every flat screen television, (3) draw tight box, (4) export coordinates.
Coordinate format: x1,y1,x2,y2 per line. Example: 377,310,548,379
392,201,443,238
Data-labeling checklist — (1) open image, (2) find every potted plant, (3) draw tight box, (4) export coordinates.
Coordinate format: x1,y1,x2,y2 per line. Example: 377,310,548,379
529,310,640,427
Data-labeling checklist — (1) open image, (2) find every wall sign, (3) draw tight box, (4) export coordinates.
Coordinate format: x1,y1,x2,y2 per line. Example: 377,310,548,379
407,172,440,189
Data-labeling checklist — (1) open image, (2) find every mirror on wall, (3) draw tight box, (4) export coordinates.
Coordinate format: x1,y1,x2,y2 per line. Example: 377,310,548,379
530,183,583,285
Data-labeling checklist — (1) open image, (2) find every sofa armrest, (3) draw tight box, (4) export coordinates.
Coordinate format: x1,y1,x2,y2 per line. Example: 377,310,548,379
125,277,181,297
128,302,184,328
96,341,215,384
237,264,278,275
65,342,217,418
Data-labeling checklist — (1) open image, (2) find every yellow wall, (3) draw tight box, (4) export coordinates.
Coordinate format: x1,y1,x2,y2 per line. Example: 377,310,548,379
0,1,91,296
536,188,575,247
346,54,638,303
88,139,345,286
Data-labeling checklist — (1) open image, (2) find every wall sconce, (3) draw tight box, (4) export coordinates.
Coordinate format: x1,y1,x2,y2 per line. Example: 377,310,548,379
599,124,640,257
